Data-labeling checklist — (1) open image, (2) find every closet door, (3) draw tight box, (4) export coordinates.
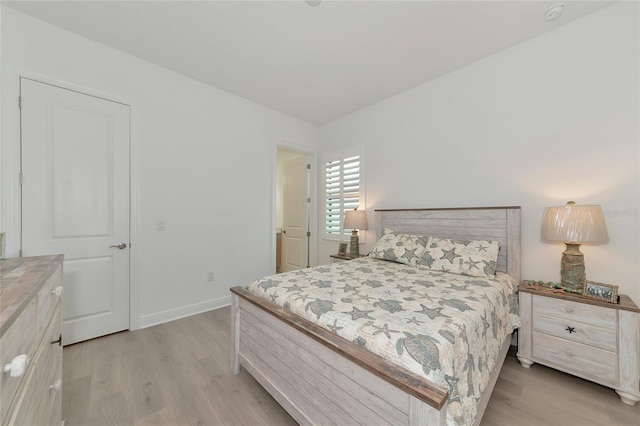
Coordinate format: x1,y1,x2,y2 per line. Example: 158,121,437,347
21,78,131,345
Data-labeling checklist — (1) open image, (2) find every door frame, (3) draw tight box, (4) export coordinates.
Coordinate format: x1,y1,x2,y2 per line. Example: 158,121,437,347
1,69,142,331
272,141,317,273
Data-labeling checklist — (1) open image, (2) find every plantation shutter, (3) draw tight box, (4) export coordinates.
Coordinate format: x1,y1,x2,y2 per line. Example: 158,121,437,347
323,149,363,239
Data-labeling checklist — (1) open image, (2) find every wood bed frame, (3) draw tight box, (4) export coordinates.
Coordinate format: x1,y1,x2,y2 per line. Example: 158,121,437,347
231,206,521,426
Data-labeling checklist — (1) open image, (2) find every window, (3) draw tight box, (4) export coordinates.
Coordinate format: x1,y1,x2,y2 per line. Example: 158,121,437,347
323,147,364,240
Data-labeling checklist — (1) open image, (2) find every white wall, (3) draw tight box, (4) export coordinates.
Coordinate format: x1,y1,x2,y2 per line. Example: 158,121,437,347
1,7,318,327
318,2,640,303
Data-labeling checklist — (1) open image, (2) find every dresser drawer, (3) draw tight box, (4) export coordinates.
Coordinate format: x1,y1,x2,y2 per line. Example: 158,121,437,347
4,367,36,426
0,299,36,422
36,264,63,345
533,295,617,351
533,331,617,384
33,306,63,426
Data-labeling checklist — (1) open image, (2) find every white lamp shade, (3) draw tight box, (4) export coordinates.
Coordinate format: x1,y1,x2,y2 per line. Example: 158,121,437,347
344,209,368,230
541,203,608,243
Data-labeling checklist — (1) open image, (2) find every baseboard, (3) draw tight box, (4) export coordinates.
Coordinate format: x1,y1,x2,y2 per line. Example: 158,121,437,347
139,295,231,329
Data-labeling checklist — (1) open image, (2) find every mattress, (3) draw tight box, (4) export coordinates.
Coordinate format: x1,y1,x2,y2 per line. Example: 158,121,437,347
246,257,520,426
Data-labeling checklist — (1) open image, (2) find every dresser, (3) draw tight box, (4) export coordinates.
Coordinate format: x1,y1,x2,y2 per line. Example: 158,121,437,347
1,255,64,425
517,283,640,405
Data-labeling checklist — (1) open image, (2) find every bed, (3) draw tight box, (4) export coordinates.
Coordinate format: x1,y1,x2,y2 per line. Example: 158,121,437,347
230,206,521,426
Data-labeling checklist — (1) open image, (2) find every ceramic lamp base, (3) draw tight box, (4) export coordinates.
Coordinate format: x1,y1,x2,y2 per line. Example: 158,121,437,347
560,243,586,292
349,230,360,258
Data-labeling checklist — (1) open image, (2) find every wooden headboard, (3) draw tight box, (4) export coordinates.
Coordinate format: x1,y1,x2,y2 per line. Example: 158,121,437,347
375,206,521,281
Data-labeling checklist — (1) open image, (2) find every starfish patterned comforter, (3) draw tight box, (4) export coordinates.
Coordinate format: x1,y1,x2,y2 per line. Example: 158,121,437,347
246,257,520,426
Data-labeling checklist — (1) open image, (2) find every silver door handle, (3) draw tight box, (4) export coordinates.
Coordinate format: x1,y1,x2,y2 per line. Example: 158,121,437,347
109,243,127,250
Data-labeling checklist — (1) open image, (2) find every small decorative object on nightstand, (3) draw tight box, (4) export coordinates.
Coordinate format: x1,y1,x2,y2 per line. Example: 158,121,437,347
583,280,618,303
517,283,640,406
338,242,348,256
344,208,368,258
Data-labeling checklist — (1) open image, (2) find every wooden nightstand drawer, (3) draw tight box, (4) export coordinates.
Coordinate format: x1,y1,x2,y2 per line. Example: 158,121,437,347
533,331,617,384
533,295,616,351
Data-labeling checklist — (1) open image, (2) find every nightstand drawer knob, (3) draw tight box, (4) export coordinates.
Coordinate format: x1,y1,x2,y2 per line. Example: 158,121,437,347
565,326,576,334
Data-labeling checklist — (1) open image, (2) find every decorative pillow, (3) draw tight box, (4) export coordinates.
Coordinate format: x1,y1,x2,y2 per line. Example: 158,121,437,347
419,237,500,277
368,228,428,267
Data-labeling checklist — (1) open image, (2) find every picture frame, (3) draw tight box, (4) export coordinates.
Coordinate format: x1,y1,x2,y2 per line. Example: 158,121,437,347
0,232,5,260
583,280,618,303
338,242,348,256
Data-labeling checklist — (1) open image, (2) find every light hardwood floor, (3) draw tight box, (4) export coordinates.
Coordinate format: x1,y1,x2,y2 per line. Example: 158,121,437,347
63,307,639,426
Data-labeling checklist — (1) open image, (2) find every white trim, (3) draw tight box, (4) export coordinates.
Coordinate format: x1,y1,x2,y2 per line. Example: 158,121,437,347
273,140,318,269
271,142,278,274
0,66,23,258
128,102,142,330
2,67,141,331
139,296,231,329
14,69,131,106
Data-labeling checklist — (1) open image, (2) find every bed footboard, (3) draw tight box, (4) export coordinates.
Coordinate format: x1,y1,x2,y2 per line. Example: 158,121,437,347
231,288,448,426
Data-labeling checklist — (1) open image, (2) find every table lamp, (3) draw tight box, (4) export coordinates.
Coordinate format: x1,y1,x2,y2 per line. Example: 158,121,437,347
344,209,368,258
541,201,608,292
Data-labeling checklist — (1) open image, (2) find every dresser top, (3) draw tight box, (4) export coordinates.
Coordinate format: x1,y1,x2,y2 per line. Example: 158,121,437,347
519,283,640,313
0,255,64,336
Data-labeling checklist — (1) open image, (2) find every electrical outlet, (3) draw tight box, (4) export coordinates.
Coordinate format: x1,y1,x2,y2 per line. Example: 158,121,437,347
207,272,215,282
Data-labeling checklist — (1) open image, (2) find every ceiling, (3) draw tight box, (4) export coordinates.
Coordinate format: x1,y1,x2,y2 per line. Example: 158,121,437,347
3,1,615,124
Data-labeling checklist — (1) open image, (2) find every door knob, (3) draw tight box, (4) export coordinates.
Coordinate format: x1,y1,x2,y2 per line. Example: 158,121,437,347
109,243,127,249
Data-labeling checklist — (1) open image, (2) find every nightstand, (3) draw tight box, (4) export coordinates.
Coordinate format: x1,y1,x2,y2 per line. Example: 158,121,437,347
517,283,640,405
329,253,361,263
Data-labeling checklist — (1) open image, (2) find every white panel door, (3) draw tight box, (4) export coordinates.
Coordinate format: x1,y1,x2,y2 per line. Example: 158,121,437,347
282,156,309,272
20,78,130,345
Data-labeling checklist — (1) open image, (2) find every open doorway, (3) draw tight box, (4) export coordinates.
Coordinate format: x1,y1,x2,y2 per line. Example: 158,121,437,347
276,147,311,273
